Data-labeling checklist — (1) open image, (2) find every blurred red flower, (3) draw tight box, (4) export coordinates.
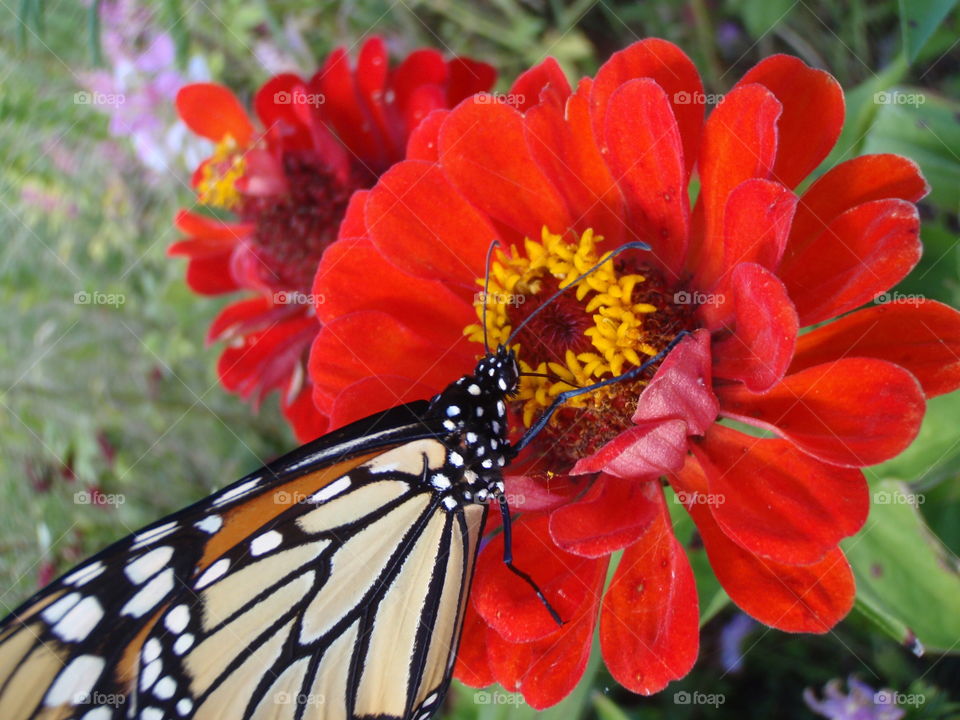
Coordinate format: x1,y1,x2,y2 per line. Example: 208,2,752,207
169,37,495,440
308,39,960,706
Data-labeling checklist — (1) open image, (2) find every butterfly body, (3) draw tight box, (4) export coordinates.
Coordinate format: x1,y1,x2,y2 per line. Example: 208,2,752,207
0,346,521,720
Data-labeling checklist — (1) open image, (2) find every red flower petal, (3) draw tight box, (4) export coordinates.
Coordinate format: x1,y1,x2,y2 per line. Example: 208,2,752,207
404,109,448,162
691,424,868,564
183,254,240,295
446,57,497,106
549,474,660,557
282,385,328,443
632,329,718,436
218,314,316,400
207,296,301,344
698,178,795,289
472,514,605,643
523,81,627,245
591,39,704,177
172,209,251,242
327,375,436,429
719,358,926,467
787,154,929,261
337,190,369,239
392,49,447,109
439,98,572,239
506,56,572,112
365,160,499,286
737,55,844,189
400,84,446,139
572,419,688,478
501,472,588,513
600,488,698,694
779,199,921,326
691,84,781,276
710,263,798,393
485,603,597,709
253,73,312,150
791,300,960,398
603,79,689,276
676,469,855,633
453,600,495,688
356,37,401,161
176,83,254,144
312,238,474,339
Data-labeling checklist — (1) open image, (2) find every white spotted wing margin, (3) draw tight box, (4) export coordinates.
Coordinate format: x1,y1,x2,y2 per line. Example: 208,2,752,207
0,399,484,720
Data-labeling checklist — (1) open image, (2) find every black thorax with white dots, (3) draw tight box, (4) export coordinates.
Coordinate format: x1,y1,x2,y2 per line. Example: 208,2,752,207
426,345,518,505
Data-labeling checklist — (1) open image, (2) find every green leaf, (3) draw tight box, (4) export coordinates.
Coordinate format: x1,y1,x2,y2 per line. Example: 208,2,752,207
728,0,796,40
898,0,960,62
843,479,960,654
591,692,632,720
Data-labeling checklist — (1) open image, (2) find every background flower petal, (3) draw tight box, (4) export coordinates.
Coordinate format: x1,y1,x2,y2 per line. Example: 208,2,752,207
507,56,572,111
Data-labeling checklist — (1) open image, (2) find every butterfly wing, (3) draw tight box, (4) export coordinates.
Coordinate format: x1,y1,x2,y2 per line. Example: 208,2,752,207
0,403,485,720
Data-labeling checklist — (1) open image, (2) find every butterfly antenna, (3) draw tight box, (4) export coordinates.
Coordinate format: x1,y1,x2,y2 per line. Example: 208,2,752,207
506,240,651,346
513,329,690,452
481,240,500,354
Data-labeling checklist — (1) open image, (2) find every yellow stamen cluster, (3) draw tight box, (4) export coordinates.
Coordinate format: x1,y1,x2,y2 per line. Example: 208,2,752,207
466,227,659,426
197,135,246,209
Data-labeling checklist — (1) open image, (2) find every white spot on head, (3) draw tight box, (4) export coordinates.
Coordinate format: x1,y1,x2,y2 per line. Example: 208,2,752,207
125,546,174,584
173,633,195,655
133,521,178,549
468,384,481,396
154,676,177,700
177,698,194,716
195,559,229,590
476,446,485,456
213,478,260,507
497,400,505,415
492,421,501,433
498,378,507,391
250,530,283,556
488,367,496,376
481,459,493,469
446,405,460,417
466,432,478,443
477,488,489,502
142,708,164,720
63,560,105,587
44,654,105,706
121,568,175,618
464,470,479,485
142,638,161,664
54,596,104,642
490,439,499,449
194,515,222,534
449,452,463,467
165,604,190,634
41,592,81,623
497,456,506,467
443,419,457,431
309,476,350,503
476,407,484,417
463,490,473,501
140,658,162,691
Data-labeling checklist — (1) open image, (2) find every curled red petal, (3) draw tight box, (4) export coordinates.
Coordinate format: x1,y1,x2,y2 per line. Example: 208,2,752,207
176,83,254,144
591,39,704,177
506,57,571,112
572,419,688,478
549,474,660,557
472,514,605,643
438,98,572,239
692,424,868,564
736,55,844,189
633,329,718,436
790,300,960,398
710,263,798,393
365,160,499,287
600,487,698,694
603,79,689,277
691,84,781,278
677,475,855,633
787,154,928,259
779,199,921,326
719,358,926,467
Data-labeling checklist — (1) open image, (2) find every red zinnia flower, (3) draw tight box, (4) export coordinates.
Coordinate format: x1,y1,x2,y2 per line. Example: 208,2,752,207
309,41,960,705
168,37,495,441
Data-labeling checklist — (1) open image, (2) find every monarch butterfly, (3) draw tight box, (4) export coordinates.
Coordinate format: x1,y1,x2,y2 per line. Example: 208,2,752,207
0,241,679,720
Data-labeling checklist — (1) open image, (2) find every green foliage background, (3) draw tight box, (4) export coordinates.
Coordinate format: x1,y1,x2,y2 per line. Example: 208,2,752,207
1,1,958,718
